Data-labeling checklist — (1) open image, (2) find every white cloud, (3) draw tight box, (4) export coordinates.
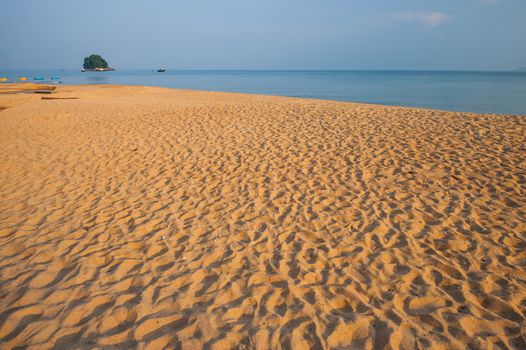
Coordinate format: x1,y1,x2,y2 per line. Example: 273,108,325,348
395,12,449,27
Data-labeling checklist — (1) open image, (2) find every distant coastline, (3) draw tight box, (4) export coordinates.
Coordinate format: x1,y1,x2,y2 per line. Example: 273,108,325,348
81,67,115,72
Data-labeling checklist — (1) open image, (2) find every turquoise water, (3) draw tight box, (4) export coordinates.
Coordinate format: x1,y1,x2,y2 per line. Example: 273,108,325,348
1,69,525,115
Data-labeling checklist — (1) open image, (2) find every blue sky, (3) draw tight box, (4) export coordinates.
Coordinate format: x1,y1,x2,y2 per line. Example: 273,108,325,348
0,0,525,70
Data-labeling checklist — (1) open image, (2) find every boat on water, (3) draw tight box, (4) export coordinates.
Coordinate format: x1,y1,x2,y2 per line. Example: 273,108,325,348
157,68,166,72
19,77,28,81
81,68,85,72
50,77,60,80
0,77,8,82
34,77,45,81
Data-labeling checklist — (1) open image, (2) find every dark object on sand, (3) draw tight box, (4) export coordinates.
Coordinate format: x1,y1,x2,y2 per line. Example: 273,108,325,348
41,97,79,100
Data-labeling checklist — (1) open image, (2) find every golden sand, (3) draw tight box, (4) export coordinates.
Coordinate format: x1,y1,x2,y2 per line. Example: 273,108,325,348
0,84,525,349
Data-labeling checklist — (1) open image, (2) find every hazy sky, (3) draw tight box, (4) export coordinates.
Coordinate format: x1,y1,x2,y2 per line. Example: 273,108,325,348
1,0,525,70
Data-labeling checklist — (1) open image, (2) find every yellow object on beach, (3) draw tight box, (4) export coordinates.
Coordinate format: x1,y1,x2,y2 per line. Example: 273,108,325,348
19,77,28,81
0,77,8,82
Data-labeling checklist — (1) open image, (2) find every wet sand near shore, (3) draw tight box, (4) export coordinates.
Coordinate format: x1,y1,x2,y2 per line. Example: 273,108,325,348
0,84,525,349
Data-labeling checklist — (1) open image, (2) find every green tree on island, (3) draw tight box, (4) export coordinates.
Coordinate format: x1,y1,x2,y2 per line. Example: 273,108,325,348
83,54,109,69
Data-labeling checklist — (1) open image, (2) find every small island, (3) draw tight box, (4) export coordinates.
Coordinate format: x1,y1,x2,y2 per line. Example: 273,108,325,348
82,54,114,72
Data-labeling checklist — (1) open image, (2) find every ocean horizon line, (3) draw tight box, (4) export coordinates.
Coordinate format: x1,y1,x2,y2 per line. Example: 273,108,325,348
2,68,525,73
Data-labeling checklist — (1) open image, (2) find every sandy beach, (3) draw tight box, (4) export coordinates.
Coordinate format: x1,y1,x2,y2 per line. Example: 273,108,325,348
0,84,525,349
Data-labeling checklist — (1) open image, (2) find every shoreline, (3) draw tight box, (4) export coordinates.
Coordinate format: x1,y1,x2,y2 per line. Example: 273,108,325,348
1,83,525,349
1,69,525,115
1,82,524,117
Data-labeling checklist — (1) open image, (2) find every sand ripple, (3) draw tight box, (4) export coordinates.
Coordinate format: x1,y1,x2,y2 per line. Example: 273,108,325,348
0,85,525,349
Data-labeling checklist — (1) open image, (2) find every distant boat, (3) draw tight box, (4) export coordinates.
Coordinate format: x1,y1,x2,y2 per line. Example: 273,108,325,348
0,77,8,82
34,77,45,81
50,77,60,80
157,68,166,72
19,77,28,81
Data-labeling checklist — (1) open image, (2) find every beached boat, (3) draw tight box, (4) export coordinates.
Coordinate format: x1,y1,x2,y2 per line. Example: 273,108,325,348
157,68,166,72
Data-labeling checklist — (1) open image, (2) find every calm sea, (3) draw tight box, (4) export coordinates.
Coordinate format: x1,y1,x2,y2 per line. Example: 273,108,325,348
1,69,525,115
